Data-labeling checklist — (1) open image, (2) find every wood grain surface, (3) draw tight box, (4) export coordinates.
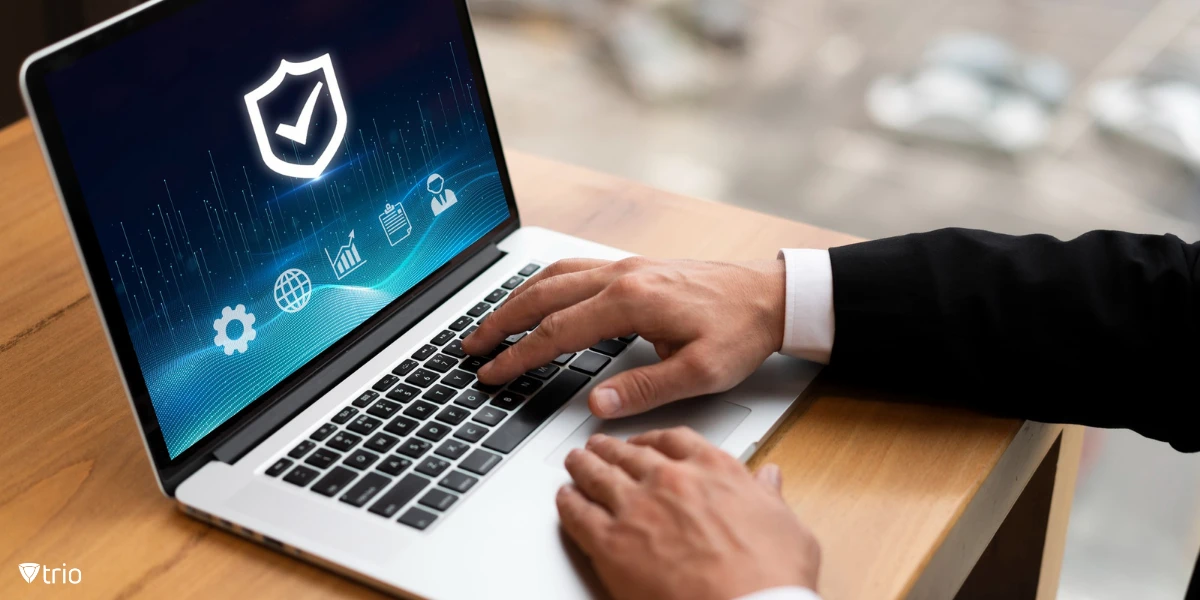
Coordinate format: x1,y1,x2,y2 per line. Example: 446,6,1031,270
0,119,1074,599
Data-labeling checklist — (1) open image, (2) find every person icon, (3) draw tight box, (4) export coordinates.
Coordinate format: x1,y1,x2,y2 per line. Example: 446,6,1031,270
428,173,458,217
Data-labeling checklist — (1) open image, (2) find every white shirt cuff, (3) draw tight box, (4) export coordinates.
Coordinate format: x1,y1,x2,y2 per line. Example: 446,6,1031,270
777,249,835,364
735,586,823,600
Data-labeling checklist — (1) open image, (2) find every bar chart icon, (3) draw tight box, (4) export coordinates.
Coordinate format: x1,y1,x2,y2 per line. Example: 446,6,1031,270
378,202,412,246
325,229,366,280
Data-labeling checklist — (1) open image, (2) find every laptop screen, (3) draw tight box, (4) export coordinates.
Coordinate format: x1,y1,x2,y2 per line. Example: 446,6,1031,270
40,0,513,459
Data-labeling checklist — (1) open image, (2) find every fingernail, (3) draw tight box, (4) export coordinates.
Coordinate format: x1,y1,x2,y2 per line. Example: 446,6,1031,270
763,464,782,488
593,388,621,417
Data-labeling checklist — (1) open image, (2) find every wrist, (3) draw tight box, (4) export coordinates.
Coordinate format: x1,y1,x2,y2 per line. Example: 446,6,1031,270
741,259,787,353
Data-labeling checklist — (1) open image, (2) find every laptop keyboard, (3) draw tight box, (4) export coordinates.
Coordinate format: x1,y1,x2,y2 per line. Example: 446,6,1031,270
261,263,636,531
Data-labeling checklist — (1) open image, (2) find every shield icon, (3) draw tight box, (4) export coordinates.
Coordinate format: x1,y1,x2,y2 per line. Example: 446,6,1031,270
244,53,348,179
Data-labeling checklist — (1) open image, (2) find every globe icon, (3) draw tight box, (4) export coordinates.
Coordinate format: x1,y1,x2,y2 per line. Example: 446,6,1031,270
274,268,312,314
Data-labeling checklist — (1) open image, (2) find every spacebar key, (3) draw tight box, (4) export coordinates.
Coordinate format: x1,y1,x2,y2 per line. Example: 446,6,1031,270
482,370,589,454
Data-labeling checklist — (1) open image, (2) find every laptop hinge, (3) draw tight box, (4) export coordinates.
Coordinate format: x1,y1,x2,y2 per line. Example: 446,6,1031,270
212,243,506,464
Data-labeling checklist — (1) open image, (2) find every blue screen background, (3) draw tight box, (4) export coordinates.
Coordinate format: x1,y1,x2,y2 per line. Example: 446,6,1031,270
44,0,512,458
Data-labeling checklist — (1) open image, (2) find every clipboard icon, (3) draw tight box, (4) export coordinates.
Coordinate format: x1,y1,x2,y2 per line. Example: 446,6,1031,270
378,202,412,246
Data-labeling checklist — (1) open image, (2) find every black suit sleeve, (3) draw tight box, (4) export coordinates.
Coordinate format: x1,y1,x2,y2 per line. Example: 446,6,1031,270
827,228,1200,452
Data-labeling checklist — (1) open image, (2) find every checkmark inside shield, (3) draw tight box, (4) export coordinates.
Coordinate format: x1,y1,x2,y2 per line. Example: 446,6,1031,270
275,81,324,145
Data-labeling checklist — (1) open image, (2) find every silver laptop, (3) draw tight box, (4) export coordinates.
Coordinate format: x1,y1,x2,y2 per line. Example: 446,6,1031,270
19,1,820,597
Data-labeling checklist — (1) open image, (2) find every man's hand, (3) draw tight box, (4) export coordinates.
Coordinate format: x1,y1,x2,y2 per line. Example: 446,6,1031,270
557,428,821,600
462,257,785,418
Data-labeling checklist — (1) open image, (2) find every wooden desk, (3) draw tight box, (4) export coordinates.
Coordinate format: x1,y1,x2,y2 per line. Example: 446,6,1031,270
0,118,1080,599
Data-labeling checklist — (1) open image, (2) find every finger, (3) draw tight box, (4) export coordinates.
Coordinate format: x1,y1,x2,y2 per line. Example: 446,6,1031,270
478,289,633,383
556,484,613,557
585,433,667,481
564,448,635,512
754,463,783,496
464,264,617,355
506,258,611,303
588,346,719,418
628,427,715,460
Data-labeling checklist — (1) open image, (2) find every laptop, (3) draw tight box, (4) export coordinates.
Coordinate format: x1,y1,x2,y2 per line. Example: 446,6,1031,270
19,0,820,597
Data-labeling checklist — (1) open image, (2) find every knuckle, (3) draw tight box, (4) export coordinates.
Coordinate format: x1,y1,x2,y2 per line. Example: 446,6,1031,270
652,462,693,492
616,256,651,271
621,369,660,413
538,313,566,340
679,353,721,388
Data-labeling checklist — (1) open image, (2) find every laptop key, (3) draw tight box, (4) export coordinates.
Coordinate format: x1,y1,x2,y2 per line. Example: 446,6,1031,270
386,383,420,403
416,422,450,442
344,449,380,470
326,431,362,452
305,448,341,470
331,406,358,424
518,263,540,277
419,488,459,512
431,330,456,346
403,400,438,420
377,455,413,476
392,359,420,377
459,449,502,476
424,354,457,373
346,414,382,436
504,332,527,345
416,456,451,478
405,368,438,388
398,438,432,459
352,390,379,408
473,380,503,394
373,374,400,392
398,507,437,530
454,423,489,443
367,399,401,419
340,472,392,508
412,344,437,361
310,423,338,441
473,406,506,426
283,465,321,487
509,376,542,395
369,474,430,518
442,340,467,358
483,370,590,454
570,351,610,376
527,365,559,380
491,390,525,411
441,370,473,389
422,384,457,404
448,316,472,333
439,471,479,494
591,339,627,357
484,289,507,303
458,355,489,373
458,325,478,340
435,439,471,460
453,389,488,409
552,352,576,366
435,405,470,425
288,440,316,458
309,466,356,496
618,333,638,343
384,415,419,437
466,302,490,318
365,432,400,453
265,458,293,477
501,276,524,290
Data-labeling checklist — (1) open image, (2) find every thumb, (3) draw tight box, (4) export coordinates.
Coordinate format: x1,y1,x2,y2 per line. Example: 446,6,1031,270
588,346,716,418
755,463,783,495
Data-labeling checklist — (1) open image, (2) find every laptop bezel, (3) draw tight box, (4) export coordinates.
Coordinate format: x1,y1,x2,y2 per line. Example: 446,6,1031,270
20,0,521,493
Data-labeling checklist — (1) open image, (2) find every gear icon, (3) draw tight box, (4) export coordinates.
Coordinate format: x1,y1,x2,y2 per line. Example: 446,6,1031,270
213,304,257,355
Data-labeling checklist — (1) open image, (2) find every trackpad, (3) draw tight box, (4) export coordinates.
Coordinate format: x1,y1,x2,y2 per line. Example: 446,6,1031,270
545,397,750,467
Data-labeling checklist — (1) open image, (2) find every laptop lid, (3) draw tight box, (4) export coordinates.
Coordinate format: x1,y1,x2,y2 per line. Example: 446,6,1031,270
21,0,520,494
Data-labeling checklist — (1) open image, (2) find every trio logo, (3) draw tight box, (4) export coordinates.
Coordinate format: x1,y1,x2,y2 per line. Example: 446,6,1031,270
17,562,82,584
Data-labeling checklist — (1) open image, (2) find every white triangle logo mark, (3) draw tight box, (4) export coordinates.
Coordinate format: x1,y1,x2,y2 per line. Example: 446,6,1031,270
18,563,40,583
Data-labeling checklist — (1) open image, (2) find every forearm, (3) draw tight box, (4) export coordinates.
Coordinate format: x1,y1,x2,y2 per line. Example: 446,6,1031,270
823,228,1200,451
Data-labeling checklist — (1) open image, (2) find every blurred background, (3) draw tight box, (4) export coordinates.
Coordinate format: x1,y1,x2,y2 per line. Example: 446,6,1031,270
4,1,1200,598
